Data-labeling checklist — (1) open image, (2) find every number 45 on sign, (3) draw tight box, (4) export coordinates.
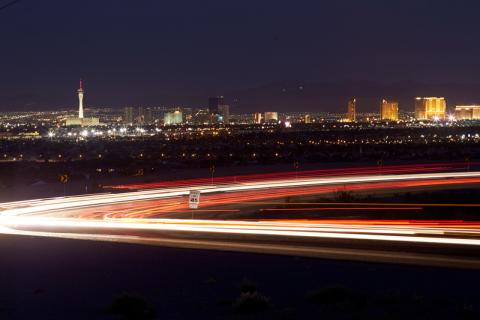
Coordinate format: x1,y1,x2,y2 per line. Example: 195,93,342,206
189,190,201,209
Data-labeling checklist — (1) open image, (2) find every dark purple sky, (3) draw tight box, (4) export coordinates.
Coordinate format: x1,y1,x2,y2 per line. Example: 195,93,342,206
1,0,480,110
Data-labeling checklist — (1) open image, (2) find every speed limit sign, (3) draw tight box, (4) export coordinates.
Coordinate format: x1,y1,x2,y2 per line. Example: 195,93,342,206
188,190,201,209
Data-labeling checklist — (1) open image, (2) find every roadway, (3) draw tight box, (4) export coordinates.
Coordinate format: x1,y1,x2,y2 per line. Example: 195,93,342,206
1,163,480,268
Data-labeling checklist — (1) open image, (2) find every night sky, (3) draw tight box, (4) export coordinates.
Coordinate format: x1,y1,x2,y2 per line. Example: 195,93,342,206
1,0,480,111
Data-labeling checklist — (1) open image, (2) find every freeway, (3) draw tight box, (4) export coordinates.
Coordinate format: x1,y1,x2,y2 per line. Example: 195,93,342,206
1,165,480,267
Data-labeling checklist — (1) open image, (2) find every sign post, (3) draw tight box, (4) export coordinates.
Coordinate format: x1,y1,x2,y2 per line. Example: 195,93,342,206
465,156,471,172
293,160,299,179
209,165,215,185
189,190,201,218
377,159,384,174
59,174,69,196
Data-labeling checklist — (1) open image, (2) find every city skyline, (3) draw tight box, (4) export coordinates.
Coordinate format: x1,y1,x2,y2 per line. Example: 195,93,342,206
6,79,480,127
5,78,480,119
67,80,480,122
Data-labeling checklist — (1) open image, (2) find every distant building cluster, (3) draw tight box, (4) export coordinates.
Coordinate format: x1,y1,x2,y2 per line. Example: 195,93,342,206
5,79,480,142
124,106,158,125
120,96,230,126
342,96,480,122
164,110,183,125
251,112,279,124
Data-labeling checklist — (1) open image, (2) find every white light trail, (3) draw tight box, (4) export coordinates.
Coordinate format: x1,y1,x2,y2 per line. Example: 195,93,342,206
2,217,480,246
1,171,480,217
1,171,480,251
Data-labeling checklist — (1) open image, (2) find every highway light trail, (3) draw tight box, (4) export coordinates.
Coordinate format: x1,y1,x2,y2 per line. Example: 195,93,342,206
1,168,480,267
3,217,480,246
2,170,480,217
107,162,474,190
259,207,423,211
32,174,480,220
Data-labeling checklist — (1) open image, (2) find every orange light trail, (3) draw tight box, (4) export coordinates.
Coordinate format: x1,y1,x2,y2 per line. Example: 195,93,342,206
259,207,423,211
2,168,480,253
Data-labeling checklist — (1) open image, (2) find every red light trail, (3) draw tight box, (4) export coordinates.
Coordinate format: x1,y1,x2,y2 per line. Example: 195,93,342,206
1,165,480,268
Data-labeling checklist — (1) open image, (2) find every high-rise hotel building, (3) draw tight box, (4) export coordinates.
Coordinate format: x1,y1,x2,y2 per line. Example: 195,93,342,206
208,96,230,123
455,105,480,120
415,97,446,120
264,112,278,123
380,99,399,121
253,112,263,124
346,98,356,122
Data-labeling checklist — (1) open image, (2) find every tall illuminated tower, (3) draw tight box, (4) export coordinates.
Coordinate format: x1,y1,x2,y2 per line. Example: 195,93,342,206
66,79,99,126
78,79,84,119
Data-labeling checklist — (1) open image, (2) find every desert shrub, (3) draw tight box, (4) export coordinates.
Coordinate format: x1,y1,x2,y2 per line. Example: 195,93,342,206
107,292,156,320
239,278,257,293
232,291,270,314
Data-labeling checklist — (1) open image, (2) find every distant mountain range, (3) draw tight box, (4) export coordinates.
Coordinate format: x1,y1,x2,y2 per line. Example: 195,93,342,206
226,80,480,113
2,80,480,113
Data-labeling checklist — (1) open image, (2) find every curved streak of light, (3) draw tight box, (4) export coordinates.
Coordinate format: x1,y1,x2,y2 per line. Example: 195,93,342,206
2,171,480,217
3,217,480,246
